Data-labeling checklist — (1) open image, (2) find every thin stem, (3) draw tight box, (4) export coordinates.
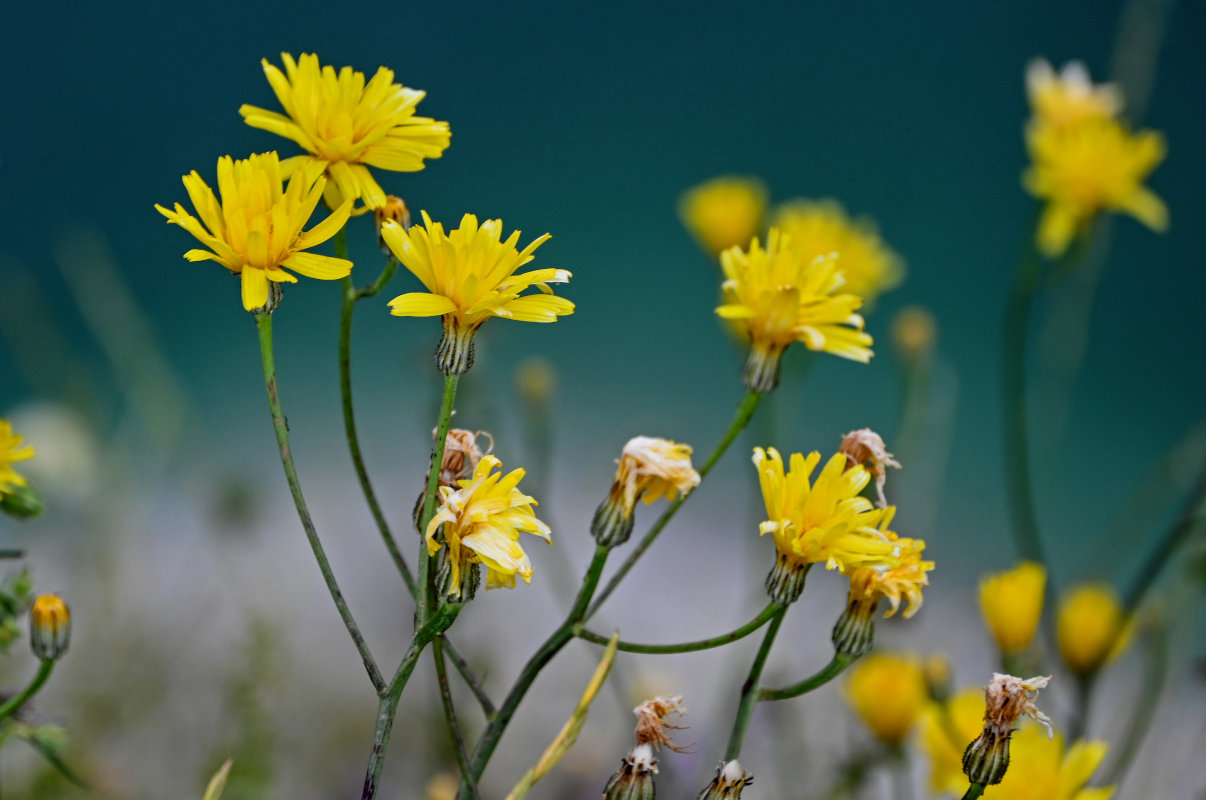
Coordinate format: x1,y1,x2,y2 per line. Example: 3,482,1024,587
1068,674,1092,742
458,546,610,798
587,390,763,619
417,374,460,627
442,635,496,718
1122,457,1206,613
0,660,53,721
759,653,854,702
433,639,482,800
255,312,384,692
724,605,787,760
1105,623,1168,787
961,784,985,800
574,602,781,654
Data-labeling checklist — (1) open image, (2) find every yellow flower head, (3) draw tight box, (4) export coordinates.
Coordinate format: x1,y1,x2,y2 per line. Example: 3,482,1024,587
717,230,873,392
383,212,574,374
425,454,551,597
986,725,1115,800
979,562,1046,656
156,152,353,311
845,652,927,745
771,199,904,301
846,520,934,619
0,420,35,498
592,436,700,548
240,53,451,210
922,688,985,796
1024,117,1167,258
30,593,71,661
1026,59,1122,130
1056,583,1131,678
678,175,768,256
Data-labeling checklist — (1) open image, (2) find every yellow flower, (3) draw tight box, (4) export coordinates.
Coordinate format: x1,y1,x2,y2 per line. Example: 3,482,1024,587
987,726,1114,800
0,420,35,498
678,176,768,256
592,437,700,547
30,594,71,661
846,523,933,619
425,454,551,597
1026,59,1122,130
771,199,904,301
922,688,986,795
383,212,574,374
979,562,1046,656
156,152,353,311
717,230,873,392
845,652,927,746
1056,583,1131,678
753,447,901,604
240,53,450,210
1024,116,1167,258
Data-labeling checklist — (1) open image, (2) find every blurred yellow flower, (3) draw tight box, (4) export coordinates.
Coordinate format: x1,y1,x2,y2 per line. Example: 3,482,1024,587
717,230,872,392
987,726,1114,800
979,562,1046,656
1056,583,1131,678
921,688,984,796
772,199,904,301
30,593,71,661
679,176,768,256
0,420,35,498
845,652,927,746
592,437,700,547
890,306,937,361
383,212,574,374
240,53,450,210
156,152,353,311
425,454,551,596
1026,59,1121,130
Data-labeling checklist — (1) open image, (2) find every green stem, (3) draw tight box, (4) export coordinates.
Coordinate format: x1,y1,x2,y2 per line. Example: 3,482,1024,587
0,660,53,721
759,653,854,702
441,635,496,718
417,374,460,627
1122,458,1206,613
587,390,762,619
574,602,781,654
1069,674,1092,742
457,546,610,798
724,605,787,760
255,312,384,692
961,784,985,800
433,639,482,800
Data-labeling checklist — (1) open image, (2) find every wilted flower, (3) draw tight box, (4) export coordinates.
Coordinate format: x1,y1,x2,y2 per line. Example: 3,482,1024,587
592,437,700,548
962,674,1052,786
845,653,927,746
979,562,1046,656
30,594,70,662
633,695,691,753
678,176,768,256
240,53,450,210
602,743,657,800
696,760,753,800
840,428,900,508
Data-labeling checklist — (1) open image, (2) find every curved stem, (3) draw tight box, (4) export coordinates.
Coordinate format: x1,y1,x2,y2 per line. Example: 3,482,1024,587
724,605,787,760
442,635,496,718
1122,458,1206,612
574,602,781,654
759,653,854,702
417,375,460,627
255,312,384,692
434,639,482,800
587,390,762,619
0,660,53,721
961,784,985,800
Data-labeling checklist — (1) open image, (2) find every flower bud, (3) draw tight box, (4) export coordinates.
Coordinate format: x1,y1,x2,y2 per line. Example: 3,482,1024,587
602,744,657,800
696,760,753,799
30,594,70,661
375,196,411,254
832,591,877,657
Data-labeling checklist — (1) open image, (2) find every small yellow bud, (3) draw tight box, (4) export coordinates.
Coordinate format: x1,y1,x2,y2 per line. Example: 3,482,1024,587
678,176,768,256
1056,583,1130,678
30,594,70,661
979,562,1046,656
844,653,927,746
374,196,411,254
890,306,937,361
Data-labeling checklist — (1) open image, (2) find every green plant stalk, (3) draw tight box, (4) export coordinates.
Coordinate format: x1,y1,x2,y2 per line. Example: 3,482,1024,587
441,635,496,718
433,639,482,800
0,660,53,721
256,311,384,692
417,374,461,627
1122,458,1206,612
586,390,763,618
961,784,985,800
457,546,610,799
574,602,781,653
759,652,854,702
724,605,787,760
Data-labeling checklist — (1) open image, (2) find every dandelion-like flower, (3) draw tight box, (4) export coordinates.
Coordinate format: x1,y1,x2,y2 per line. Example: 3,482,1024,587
772,198,904,301
717,230,872,393
0,420,35,499
383,212,574,374
840,428,901,508
592,437,700,548
963,674,1053,787
979,562,1046,657
1026,59,1122,130
156,152,353,311
425,454,550,598
240,53,450,210
412,428,492,531
30,594,70,662
697,760,754,800
753,447,901,604
1056,583,1131,679
678,175,768,256
845,653,927,746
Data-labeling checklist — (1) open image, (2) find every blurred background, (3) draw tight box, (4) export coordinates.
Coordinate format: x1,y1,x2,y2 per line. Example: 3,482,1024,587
1,0,1204,797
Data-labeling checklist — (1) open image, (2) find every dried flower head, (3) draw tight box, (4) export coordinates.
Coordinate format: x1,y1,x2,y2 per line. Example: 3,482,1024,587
962,673,1053,787
697,760,754,799
593,437,700,548
840,428,901,508
602,743,658,800
439,429,491,488
633,695,693,753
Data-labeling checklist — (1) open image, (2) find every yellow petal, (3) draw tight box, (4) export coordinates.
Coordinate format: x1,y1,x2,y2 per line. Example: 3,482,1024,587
241,269,269,311
388,292,457,317
282,252,352,280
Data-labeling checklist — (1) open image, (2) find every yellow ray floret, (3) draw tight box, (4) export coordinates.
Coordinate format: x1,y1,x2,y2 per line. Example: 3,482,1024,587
383,211,575,329
846,513,934,618
156,152,353,311
771,199,904,302
717,229,873,362
0,420,35,498
753,447,901,574
1026,59,1122,130
240,53,450,210
425,454,552,595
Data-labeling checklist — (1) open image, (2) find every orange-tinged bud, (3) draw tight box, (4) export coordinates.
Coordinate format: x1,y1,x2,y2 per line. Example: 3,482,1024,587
30,594,70,661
